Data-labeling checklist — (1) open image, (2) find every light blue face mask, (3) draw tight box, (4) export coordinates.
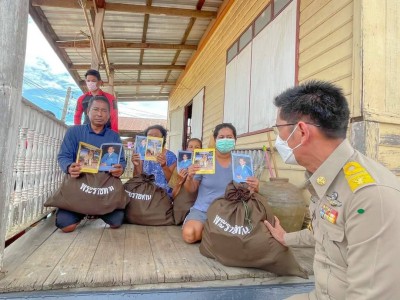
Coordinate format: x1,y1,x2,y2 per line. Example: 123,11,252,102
216,138,235,153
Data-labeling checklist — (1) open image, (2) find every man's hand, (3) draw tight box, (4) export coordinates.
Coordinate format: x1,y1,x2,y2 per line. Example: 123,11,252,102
110,164,123,178
68,162,81,178
264,216,287,246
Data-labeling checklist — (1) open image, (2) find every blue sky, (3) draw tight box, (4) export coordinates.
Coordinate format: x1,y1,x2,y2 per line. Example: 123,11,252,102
23,17,168,125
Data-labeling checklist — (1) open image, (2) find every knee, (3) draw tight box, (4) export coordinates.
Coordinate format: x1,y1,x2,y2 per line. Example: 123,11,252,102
182,226,200,244
109,224,122,229
60,223,79,233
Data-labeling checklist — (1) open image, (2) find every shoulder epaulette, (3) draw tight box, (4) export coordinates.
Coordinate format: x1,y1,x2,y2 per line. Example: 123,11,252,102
343,161,376,193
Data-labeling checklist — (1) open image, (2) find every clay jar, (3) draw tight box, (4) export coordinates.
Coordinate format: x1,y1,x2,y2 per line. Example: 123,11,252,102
258,178,306,232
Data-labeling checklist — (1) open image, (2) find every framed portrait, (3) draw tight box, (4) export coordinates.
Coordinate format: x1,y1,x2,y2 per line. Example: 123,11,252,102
145,136,163,161
99,143,122,172
193,148,215,174
76,142,101,173
177,150,193,172
134,135,147,160
232,153,254,183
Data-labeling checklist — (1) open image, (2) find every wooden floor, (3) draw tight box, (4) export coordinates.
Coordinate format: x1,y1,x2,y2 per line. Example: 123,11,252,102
0,215,314,294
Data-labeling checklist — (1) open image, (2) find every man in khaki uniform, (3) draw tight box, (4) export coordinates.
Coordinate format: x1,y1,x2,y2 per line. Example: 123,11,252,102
265,81,400,299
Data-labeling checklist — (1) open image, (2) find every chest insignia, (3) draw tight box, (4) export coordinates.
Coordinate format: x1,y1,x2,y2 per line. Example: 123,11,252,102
316,176,326,186
326,191,342,207
320,204,338,224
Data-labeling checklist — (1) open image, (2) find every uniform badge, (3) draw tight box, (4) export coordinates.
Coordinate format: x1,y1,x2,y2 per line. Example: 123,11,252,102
316,176,326,186
320,204,338,224
326,191,342,207
343,162,376,192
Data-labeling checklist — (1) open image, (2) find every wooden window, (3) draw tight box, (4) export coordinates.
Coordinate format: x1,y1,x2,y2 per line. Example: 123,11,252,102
224,0,297,135
227,42,238,63
254,5,271,36
274,0,292,15
168,107,184,153
239,26,252,51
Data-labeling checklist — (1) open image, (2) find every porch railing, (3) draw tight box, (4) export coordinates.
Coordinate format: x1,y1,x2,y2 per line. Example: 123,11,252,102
6,99,67,240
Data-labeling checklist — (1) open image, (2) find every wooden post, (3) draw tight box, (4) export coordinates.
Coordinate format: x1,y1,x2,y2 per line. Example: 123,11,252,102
0,0,29,273
61,87,71,123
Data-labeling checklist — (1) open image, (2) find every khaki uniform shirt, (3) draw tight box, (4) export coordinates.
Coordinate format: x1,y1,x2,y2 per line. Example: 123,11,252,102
285,140,400,300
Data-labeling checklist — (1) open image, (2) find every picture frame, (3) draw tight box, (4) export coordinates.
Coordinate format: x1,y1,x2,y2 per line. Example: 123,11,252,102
76,142,102,173
177,150,193,172
232,153,254,183
193,148,215,174
134,135,147,160
99,143,123,172
145,136,163,161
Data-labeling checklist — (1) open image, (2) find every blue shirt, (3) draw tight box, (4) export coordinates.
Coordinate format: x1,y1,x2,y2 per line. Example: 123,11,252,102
193,160,233,212
178,159,192,171
58,124,126,173
234,165,253,182
143,149,177,195
101,152,119,166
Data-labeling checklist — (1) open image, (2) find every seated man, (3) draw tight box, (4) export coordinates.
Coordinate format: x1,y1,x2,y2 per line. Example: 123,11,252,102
57,95,126,233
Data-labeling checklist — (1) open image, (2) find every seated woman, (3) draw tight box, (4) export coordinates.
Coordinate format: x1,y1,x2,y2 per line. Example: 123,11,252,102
182,123,259,243
131,125,177,196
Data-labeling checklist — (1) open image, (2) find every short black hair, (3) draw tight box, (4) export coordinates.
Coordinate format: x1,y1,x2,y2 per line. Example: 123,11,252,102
144,125,168,146
88,95,110,111
85,69,101,81
274,80,350,139
213,123,237,140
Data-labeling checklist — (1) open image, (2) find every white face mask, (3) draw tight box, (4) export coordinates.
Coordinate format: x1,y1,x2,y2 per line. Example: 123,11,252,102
86,81,98,92
274,125,302,165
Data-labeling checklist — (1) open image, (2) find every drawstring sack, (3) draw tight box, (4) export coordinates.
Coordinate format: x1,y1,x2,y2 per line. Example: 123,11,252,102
124,174,174,225
200,181,308,278
45,173,128,215
172,180,197,225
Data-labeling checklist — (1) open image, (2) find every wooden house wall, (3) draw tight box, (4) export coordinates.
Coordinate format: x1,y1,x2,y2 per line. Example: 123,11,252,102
168,0,400,183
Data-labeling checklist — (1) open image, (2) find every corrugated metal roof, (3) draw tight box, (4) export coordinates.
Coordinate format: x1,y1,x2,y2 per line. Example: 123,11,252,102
29,0,224,102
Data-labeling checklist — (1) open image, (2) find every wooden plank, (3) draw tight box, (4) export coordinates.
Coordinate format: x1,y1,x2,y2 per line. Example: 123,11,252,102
299,58,352,83
3,215,57,273
299,0,352,39
168,227,271,281
105,3,217,19
0,221,84,292
147,226,193,283
299,38,353,75
84,226,125,287
299,0,331,25
43,220,105,290
0,0,28,273
166,226,219,281
122,226,158,285
70,64,186,71
57,41,197,51
299,21,353,65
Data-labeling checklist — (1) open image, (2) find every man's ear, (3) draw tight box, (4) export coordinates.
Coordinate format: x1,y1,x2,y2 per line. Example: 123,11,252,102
297,121,310,144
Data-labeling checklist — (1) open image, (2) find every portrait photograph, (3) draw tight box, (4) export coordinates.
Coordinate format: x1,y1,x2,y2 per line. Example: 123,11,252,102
134,135,147,160
76,142,101,173
145,136,163,161
99,143,122,172
193,148,215,174
177,150,193,172
232,153,253,183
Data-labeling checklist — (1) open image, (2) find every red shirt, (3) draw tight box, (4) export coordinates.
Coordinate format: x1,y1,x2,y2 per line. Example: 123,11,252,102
74,89,118,133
